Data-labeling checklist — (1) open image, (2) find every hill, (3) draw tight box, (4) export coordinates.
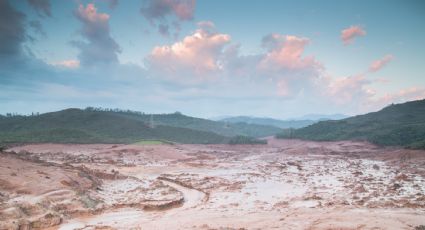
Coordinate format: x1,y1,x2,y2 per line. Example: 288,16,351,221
277,99,425,149
0,109,229,144
87,109,282,138
0,108,281,144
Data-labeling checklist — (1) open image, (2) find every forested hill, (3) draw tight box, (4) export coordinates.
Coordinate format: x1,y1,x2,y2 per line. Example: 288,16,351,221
0,108,282,144
278,99,425,149
77,108,282,138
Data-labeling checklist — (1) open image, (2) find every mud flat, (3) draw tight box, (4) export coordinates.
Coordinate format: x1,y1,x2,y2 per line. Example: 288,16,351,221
1,138,425,229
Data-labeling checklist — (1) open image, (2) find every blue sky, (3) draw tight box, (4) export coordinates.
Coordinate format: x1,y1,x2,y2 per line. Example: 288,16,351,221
1,0,424,119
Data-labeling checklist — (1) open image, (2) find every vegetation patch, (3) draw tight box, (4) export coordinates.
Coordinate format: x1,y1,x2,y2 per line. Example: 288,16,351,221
228,135,267,145
276,99,425,149
0,108,283,144
0,108,230,144
134,140,170,145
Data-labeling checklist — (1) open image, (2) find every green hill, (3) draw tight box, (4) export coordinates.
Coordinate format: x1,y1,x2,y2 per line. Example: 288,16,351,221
0,108,281,144
0,109,229,144
83,108,281,138
277,99,425,149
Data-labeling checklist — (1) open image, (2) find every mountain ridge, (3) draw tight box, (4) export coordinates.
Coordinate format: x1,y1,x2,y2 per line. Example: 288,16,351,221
219,114,347,129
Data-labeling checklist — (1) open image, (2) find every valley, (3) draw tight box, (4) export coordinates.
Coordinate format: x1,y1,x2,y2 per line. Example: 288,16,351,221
1,138,425,229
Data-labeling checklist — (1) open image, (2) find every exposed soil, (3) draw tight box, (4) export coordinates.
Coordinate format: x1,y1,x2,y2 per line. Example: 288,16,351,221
1,138,425,229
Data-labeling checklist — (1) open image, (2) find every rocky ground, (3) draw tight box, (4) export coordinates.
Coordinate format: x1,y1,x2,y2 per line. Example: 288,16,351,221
1,138,425,229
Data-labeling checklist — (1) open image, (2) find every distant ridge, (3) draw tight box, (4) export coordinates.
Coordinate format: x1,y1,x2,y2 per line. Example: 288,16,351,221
219,116,314,129
295,113,348,121
219,114,347,129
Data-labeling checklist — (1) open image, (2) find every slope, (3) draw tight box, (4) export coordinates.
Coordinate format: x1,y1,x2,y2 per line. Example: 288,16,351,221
278,99,425,149
0,109,229,144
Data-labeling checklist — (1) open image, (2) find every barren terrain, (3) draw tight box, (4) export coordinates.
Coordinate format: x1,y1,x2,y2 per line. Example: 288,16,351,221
1,138,425,229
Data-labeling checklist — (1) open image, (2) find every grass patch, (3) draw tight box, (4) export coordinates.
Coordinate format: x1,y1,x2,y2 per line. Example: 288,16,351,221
134,140,170,145
228,135,267,145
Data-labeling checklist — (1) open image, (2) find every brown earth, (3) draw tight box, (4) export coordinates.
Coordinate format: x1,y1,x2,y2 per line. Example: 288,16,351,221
1,138,425,229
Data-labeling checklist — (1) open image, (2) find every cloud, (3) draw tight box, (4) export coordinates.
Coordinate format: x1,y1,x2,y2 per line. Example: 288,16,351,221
221,44,262,79
252,34,324,98
75,3,109,23
197,20,214,29
158,23,170,37
260,34,320,70
375,87,425,105
73,3,121,67
29,20,46,37
326,74,372,105
140,0,196,37
341,25,366,45
0,9,420,119
50,60,80,69
141,0,195,21
27,0,51,17
369,54,394,72
147,22,230,82
358,87,425,113
0,0,26,59
147,28,326,99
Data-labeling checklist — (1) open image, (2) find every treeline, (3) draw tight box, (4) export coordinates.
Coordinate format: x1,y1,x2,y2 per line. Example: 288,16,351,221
228,135,267,145
85,107,145,115
85,107,183,116
0,112,40,117
1,107,182,118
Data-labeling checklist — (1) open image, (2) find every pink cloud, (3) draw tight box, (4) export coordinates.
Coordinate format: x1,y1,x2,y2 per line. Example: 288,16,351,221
260,34,320,70
341,25,366,45
140,0,196,37
327,74,371,104
253,34,324,97
147,22,230,82
197,20,215,30
73,3,120,66
76,3,109,23
51,59,80,69
369,54,394,72
171,0,196,20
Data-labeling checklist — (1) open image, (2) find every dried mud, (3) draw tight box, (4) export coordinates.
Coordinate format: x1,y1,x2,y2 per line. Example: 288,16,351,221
1,139,425,229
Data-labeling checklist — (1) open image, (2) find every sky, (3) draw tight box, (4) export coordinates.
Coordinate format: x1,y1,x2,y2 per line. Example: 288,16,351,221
1,0,425,119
